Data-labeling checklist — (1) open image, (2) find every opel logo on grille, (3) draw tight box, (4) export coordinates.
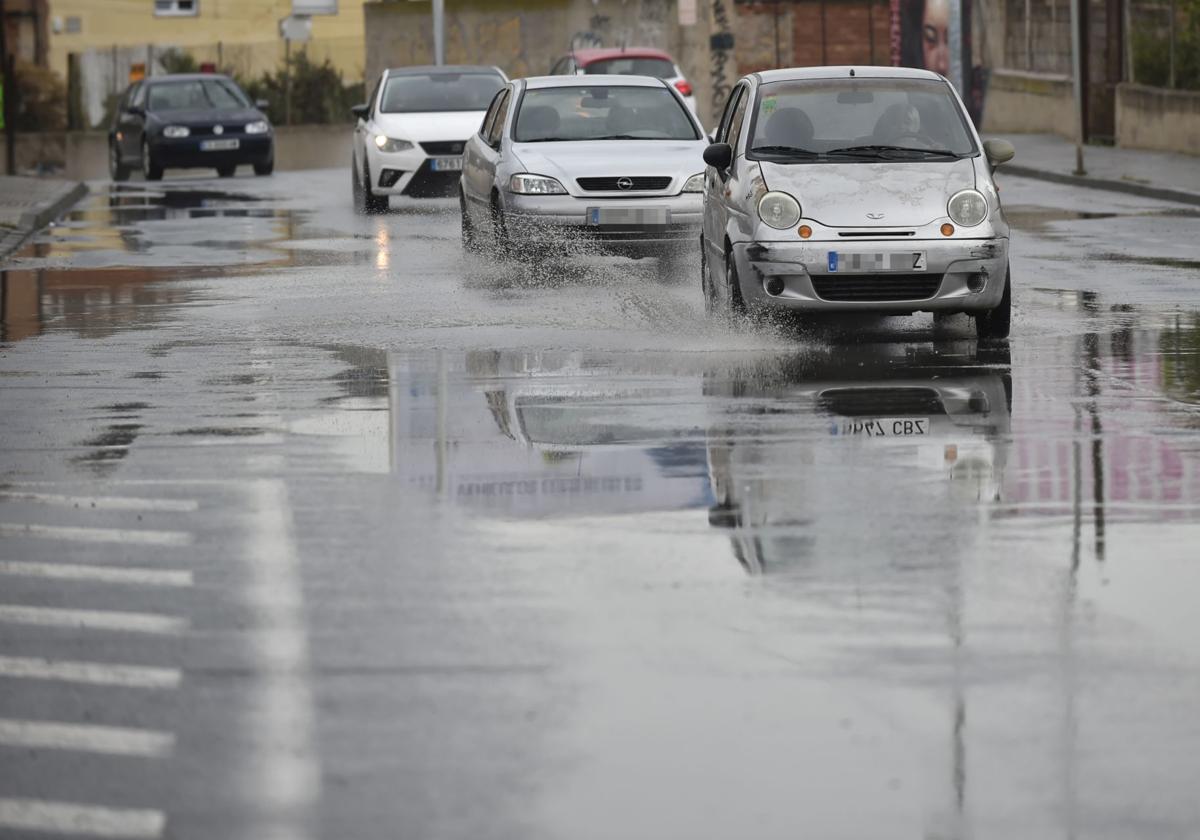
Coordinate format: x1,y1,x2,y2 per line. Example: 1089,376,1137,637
213,125,224,135
617,177,634,191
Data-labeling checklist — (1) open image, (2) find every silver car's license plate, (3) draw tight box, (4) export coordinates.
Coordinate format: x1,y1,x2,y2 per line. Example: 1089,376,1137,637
827,251,927,272
832,418,930,437
431,157,463,172
588,207,669,226
200,138,240,151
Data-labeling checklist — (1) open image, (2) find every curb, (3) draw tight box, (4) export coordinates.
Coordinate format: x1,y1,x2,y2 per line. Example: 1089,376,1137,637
1002,164,1200,207
0,180,89,260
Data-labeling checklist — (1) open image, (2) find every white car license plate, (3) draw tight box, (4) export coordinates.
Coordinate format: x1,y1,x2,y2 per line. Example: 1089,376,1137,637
827,251,927,272
431,156,463,172
588,207,669,226
832,418,930,437
200,138,240,152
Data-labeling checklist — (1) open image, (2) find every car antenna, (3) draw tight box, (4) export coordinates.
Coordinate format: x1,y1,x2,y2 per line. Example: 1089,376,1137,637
850,68,856,76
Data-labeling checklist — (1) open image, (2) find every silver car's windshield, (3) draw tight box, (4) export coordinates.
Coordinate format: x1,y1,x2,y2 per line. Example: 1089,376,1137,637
381,72,504,113
747,78,978,161
514,85,698,142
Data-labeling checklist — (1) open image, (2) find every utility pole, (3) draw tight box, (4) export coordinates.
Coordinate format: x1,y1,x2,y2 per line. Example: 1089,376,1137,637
0,0,14,176
1069,0,1087,175
433,0,444,66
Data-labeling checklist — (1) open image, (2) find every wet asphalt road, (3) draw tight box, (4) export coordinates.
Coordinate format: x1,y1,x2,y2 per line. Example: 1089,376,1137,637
2,168,1200,840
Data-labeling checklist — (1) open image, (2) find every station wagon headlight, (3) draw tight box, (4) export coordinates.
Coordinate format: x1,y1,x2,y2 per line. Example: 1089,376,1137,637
245,120,270,135
373,135,413,153
948,189,988,227
758,191,802,230
681,172,705,193
162,125,190,138
509,173,567,195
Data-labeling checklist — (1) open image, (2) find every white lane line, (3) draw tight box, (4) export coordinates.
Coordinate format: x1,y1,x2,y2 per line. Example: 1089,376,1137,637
0,523,192,546
0,605,187,635
0,798,164,838
0,656,181,689
0,491,199,512
0,718,174,758
0,561,193,587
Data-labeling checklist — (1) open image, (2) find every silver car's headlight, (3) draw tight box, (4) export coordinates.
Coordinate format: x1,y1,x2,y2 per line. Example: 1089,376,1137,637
757,191,801,230
373,135,413,153
681,172,705,193
948,189,988,226
162,125,190,138
509,173,567,195
245,120,270,135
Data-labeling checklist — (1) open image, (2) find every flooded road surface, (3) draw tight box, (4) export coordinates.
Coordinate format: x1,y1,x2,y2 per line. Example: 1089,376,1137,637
2,171,1200,839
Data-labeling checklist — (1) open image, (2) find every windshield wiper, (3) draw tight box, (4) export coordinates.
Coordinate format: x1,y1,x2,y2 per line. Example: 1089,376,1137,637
519,136,577,143
588,134,659,140
750,144,820,158
825,144,964,159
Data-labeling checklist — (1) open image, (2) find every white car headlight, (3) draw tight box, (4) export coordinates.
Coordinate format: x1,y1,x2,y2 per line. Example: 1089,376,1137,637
162,125,190,139
373,135,413,153
948,189,988,226
245,120,270,135
681,172,705,193
509,173,567,195
757,191,802,230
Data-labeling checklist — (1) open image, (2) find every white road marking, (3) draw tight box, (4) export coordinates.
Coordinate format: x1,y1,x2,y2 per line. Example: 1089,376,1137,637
0,561,193,587
0,605,187,635
0,797,165,838
0,523,192,547
0,718,174,758
0,655,181,689
0,491,199,512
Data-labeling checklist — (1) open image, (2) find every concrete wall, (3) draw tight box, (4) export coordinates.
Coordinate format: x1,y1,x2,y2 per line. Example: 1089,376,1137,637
0,124,353,181
981,69,1078,139
1116,84,1200,156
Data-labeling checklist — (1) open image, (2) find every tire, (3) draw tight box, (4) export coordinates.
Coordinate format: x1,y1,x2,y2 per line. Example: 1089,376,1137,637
360,159,389,214
216,165,236,178
725,249,747,317
109,141,130,182
974,263,1012,340
701,240,719,317
253,152,274,176
490,195,511,259
460,190,481,254
141,140,163,182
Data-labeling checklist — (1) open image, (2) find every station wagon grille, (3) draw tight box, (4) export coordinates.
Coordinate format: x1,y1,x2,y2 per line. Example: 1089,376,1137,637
576,176,672,192
837,230,916,237
818,387,945,417
420,141,466,155
811,273,942,302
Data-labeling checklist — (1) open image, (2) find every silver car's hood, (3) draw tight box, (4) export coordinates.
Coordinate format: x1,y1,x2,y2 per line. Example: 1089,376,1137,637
758,158,977,228
512,140,705,196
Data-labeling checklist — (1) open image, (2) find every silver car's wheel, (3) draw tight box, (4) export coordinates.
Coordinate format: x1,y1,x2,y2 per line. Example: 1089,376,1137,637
701,242,718,317
724,250,747,317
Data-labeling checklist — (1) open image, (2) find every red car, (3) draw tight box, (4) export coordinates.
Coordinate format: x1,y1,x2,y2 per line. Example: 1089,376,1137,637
549,47,697,113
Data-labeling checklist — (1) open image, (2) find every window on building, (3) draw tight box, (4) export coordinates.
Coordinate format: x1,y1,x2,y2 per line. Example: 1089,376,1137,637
154,0,198,17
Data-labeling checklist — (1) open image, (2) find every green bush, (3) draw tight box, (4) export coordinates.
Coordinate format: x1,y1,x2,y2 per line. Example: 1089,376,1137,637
13,60,67,131
1133,0,1200,89
239,50,363,125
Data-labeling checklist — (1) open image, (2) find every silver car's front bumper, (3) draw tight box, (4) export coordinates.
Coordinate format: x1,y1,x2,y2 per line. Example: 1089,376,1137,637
731,236,1009,314
503,192,703,253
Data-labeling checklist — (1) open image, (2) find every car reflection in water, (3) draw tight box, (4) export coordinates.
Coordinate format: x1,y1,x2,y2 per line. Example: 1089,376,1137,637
704,341,1012,574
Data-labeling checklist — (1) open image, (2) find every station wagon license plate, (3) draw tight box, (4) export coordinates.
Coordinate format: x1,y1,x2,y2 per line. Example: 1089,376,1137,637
430,157,463,172
588,207,669,226
832,418,930,437
827,251,927,272
200,138,240,151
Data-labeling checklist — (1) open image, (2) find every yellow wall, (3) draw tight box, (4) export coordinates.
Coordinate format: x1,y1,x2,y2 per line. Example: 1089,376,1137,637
48,0,369,83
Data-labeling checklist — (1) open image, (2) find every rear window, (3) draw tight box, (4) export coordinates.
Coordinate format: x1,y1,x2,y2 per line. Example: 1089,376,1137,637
514,85,698,142
380,72,504,113
147,79,248,112
583,57,675,79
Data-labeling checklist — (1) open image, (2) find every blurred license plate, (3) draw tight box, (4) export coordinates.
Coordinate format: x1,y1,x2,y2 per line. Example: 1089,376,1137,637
431,157,462,172
827,251,926,272
200,139,239,151
832,418,929,437
588,207,669,225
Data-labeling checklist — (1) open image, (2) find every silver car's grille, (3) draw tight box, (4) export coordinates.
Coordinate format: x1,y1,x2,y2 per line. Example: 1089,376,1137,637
576,177,672,192
420,141,466,155
811,273,942,302
818,388,945,417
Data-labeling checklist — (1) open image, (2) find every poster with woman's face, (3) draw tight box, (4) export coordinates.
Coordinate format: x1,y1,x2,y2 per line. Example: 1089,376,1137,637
892,0,988,126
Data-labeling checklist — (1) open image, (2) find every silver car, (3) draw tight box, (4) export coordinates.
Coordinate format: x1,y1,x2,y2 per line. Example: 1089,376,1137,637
701,66,1016,339
459,75,708,263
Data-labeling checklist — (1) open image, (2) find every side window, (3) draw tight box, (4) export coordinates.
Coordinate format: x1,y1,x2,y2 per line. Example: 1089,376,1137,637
486,89,512,147
130,83,146,109
479,89,505,138
715,85,744,143
726,87,751,153
367,76,383,119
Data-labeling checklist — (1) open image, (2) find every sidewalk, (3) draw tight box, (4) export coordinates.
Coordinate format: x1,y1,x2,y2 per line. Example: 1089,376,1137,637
0,176,89,260
986,133,1200,206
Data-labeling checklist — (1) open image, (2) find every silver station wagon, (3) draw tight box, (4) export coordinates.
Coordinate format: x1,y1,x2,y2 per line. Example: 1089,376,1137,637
701,66,1015,339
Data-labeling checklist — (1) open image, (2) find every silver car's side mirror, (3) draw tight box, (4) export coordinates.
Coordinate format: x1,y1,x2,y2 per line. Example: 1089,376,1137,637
703,142,733,170
983,138,1015,169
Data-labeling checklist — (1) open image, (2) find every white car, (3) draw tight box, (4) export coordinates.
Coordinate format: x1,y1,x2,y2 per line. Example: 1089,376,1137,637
351,65,507,212
549,47,697,113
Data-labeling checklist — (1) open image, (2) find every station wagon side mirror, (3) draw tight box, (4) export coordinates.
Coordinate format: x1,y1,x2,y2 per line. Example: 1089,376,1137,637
983,138,1015,170
255,99,270,112
703,142,733,170
126,105,145,117
350,103,369,120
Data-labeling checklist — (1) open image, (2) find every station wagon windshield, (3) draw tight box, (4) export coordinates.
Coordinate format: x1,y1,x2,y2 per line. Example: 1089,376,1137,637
381,72,504,113
748,78,977,161
514,85,698,142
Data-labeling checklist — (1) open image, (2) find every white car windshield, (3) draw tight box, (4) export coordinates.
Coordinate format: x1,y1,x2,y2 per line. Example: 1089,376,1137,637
381,72,504,113
582,57,676,78
148,79,248,112
514,85,698,142
748,78,978,160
